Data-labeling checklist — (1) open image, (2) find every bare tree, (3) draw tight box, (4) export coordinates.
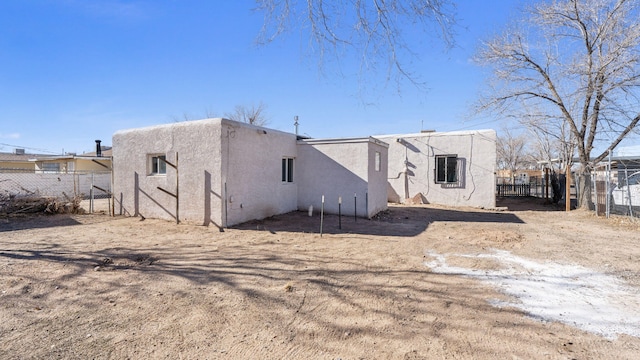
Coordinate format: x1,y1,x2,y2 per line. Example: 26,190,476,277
255,0,456,89
224,102,269,126
476,0,640,209
497,128,531,184
520,109,577,173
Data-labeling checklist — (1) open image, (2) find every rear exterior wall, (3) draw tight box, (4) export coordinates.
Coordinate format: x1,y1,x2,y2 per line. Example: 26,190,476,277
296,138,388,218
112,119,224,226
378,130,496,209
221,120,298,226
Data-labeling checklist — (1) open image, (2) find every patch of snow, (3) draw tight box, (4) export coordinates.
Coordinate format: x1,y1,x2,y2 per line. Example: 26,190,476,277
425,249,640,339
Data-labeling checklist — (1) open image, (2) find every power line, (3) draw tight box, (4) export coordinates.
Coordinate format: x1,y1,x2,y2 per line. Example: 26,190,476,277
0,142,60,154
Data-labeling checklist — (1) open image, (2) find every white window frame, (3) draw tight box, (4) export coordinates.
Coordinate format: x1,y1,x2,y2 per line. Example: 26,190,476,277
435,154,458,184
149,154,167,175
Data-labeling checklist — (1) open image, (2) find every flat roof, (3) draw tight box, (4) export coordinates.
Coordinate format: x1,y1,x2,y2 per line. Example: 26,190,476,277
298,136,389,148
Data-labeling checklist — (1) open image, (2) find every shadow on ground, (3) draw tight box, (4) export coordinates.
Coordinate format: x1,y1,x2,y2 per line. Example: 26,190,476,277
0,214,83,232
496,196,577,211
233,204,524,237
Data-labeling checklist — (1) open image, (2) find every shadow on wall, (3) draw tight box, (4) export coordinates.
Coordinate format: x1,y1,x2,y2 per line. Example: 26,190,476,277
233,205,524,237
388,158,468,203
134,172,176,222
298,146,372,217
204,171,224,231
439,157,466,190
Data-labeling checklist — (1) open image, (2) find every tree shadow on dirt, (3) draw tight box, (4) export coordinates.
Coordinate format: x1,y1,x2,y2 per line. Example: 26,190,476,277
496,196,577,211
0,214,83,232
233,205,524,236
0,242,557,359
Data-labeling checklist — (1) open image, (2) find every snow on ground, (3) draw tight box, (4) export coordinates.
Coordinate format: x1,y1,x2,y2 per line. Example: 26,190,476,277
425,249,640,339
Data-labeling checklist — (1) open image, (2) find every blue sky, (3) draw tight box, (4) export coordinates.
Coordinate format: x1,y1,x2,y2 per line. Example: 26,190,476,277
0,0,525,155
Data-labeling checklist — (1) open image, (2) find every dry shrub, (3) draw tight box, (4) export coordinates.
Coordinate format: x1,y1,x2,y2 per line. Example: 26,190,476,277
1,192,85,215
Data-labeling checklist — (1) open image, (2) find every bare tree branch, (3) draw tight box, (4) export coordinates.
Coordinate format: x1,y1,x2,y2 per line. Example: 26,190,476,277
254,0,456,91
476,0,640,209
224,102,270,126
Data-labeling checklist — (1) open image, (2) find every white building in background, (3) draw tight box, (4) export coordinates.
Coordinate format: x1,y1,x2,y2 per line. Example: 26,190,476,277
112,118,388,227
375,129,497,209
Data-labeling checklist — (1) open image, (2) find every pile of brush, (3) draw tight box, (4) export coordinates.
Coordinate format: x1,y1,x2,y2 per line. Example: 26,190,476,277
0,192,84,215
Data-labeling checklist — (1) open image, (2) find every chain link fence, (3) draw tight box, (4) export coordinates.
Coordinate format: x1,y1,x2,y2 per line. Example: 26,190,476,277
0,169,111,214
589,159,640,218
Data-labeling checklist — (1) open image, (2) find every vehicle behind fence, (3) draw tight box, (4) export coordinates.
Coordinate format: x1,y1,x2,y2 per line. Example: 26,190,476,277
593,164,640,218
0,169,111,214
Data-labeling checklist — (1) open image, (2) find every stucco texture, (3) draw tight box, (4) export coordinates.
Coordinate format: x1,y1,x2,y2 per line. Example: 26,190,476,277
112,118,300,227
376,130,496,209
297,138,388,218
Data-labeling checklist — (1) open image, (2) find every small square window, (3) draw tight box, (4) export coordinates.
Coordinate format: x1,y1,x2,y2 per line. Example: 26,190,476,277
435,155,458,184
282,157,294,182
150,155,167,175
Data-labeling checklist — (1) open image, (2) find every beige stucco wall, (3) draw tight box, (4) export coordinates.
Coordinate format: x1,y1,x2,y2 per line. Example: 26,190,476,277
74,158,112,172
221,120,298,226
0,161,34,170
113,118,225,226
376,130,496,208
367,140,390,216
112,118,299,227
296,137,388,218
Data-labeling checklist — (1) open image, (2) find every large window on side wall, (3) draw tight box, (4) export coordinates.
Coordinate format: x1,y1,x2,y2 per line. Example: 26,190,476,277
282,157,294,183
435,155,458,184
149,154,167,175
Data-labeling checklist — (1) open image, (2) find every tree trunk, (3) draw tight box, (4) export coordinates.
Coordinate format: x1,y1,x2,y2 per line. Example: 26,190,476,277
576,172,592,210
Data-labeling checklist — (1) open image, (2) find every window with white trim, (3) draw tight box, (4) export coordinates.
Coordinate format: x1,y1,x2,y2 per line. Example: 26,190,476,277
282,157,294,182
150,154,167,175
435,155,458,184
41,162,60,173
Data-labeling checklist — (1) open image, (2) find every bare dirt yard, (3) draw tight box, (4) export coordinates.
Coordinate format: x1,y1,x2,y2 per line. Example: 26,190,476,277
1,198,639,359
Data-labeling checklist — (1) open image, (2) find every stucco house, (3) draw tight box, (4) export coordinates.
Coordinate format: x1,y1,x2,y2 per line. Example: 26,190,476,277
32,148,112,173
375,129,497,209
0,146,111,173
112,118,388,227
0,150,40,170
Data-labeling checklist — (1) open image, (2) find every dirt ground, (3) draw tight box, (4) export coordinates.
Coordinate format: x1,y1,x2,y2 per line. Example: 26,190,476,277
1,197,639,359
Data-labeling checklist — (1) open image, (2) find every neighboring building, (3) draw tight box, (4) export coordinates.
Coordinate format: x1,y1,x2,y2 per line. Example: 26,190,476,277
0,145,112,173
375,129,497,209
496,169,546,185
0,145,112,201
0,149,40,170
112,118,389,227
32,147,112,173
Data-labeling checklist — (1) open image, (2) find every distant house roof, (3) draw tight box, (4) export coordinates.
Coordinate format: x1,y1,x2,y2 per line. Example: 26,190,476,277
615,145,640,158
26,146,113,161
0,152,52,162
81,147,112,158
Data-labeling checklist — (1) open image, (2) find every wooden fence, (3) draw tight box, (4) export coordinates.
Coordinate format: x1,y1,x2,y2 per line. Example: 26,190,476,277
496,184,531,197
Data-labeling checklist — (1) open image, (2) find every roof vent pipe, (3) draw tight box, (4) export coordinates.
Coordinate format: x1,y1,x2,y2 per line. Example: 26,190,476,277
95,140,102,157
